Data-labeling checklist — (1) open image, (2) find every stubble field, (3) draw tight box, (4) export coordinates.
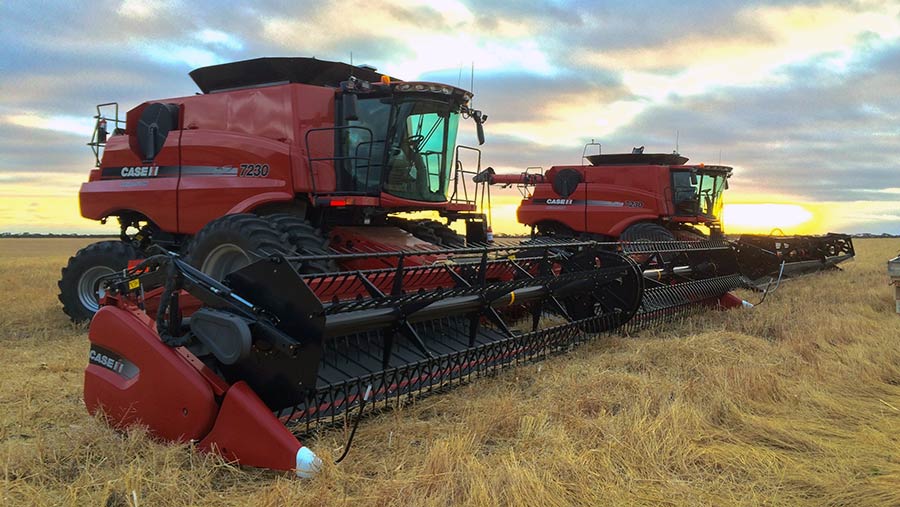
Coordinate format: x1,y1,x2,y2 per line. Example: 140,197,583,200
1,237,899,506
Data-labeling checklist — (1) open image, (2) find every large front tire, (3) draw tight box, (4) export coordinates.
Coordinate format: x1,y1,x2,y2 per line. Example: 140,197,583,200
620,222,677,266
58,241,143,322
620,222,676,242
187,214,292,280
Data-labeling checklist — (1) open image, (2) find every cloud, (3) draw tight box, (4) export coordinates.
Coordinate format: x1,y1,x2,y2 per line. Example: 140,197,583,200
258,0,552,77
136,42,225,68
593,38,900,202
117,0,181,20
0,123,95,175
195,29,244,50
3,113,94,137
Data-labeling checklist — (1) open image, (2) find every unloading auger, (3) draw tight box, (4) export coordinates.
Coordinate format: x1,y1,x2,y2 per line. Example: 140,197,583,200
84,238,754,476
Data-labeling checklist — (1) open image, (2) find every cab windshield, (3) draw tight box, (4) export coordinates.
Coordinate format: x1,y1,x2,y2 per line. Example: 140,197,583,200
672,170,728,219
341,95,460,202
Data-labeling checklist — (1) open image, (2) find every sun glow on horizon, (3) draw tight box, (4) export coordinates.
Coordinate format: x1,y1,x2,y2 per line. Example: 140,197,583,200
722,203,815,234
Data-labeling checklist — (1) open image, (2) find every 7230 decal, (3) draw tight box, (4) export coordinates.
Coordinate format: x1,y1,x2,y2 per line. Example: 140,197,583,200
239,163,269,177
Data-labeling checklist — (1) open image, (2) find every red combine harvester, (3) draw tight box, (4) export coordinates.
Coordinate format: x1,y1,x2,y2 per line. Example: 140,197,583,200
474,146,855,284
63,58,786,476
60,57,491,321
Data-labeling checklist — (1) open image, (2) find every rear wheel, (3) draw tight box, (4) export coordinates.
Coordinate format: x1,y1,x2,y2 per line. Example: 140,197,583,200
427,221,466,248
58,241,143,322
187,214,292,280
620,222,676,242
265,213,338,273
398,219,466,247
620,222,677,266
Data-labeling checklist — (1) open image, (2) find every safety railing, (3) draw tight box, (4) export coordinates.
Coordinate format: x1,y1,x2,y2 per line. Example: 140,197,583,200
87,103,123,167
304,125,379,197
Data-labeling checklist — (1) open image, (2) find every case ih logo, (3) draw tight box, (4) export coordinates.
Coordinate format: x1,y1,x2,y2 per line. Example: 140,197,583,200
89,346,139,379
546,198,573,205
121,166,159,178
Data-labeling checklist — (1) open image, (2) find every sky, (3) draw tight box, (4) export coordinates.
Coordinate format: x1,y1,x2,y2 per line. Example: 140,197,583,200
1,0,900,235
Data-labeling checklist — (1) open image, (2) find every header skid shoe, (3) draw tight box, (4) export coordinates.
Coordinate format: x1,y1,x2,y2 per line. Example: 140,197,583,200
84,240,649,474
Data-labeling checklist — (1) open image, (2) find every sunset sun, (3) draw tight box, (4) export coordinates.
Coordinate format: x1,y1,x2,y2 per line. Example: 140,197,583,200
722,203,815,234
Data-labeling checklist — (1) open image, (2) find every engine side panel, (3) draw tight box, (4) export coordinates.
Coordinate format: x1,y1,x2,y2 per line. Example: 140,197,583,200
519,173,586,233
582,165,669,236
178,130,294,234
79,134,181,231
516,164,673,237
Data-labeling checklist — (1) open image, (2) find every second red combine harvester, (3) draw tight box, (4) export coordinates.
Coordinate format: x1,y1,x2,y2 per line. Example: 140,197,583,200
474,146,855,284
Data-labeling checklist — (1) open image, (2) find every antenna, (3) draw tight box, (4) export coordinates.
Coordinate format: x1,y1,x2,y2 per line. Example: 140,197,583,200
457,63,463,88
349,51,354,78
470,61,475,106
675,130,679,154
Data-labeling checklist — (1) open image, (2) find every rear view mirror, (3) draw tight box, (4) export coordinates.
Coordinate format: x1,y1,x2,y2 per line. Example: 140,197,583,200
97,120,108,144
474,110,486,145
690,172,698,185
343,94,359,121
724,179,729,190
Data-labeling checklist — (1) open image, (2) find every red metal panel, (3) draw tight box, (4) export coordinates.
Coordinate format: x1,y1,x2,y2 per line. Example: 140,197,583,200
520,180,586,232
329,226,443,270
718,292,745,309
175,86,294,142
292,85,338,193
83,306,218,442
513,164,679,237
198,381,302,472
79,135,180,232
177,130,293,234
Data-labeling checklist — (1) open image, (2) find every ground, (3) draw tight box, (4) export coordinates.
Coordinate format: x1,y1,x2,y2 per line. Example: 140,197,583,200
1,238,899,506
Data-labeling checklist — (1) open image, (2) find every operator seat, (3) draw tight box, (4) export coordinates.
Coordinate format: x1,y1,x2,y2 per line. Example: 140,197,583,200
672,172,699,215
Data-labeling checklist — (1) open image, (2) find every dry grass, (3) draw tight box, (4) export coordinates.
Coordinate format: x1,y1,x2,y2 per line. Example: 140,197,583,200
2,238,900,506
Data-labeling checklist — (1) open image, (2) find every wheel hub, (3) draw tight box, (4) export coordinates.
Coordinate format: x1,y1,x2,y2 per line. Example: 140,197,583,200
77,266,116,313
200,243,251,280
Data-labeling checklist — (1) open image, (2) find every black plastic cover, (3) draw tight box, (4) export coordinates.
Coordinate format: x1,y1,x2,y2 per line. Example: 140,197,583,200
137,103,179,161
552,169,582,197
190,308,252,365
586,153,690,166
189,57,398,93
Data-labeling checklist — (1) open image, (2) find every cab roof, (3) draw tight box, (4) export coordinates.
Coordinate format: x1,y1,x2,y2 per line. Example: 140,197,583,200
585,152,688,166
189,57,401,94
